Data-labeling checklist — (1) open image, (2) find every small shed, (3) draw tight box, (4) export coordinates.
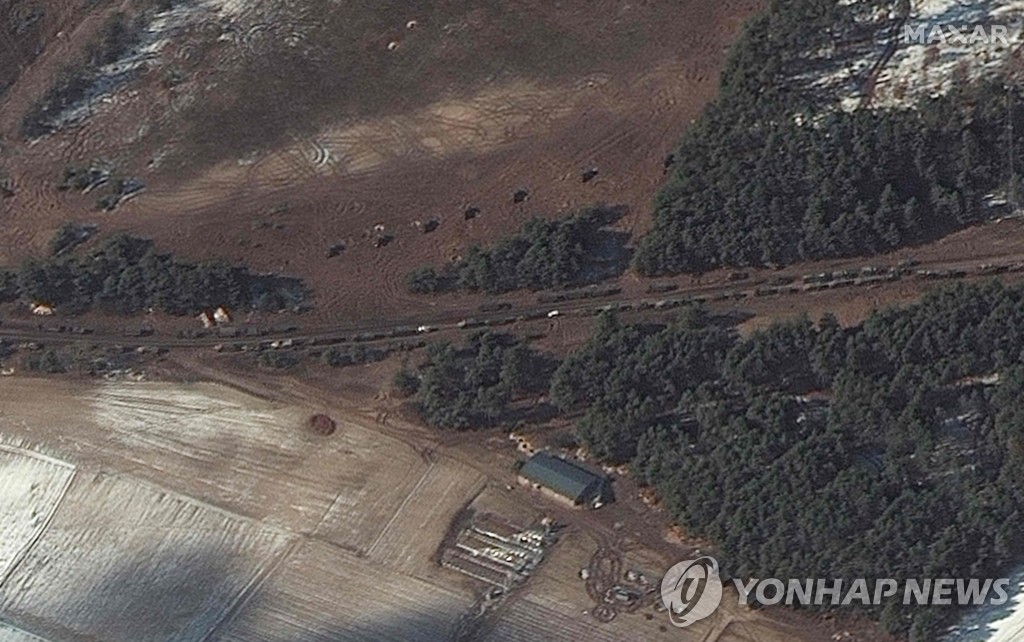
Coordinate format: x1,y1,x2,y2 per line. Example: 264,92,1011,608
518,451,608,508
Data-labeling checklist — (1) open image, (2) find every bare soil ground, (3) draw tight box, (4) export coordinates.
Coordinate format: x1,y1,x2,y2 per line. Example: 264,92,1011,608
2,0,1020,344
0,0,760,329
0,1,1004,640
0,376,895,642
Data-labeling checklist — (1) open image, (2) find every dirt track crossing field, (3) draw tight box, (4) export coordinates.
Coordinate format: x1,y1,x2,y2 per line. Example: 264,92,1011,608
0,472,290,642
0,0,763,329
215,540,471,642
0,378,481,642
0,375,890,642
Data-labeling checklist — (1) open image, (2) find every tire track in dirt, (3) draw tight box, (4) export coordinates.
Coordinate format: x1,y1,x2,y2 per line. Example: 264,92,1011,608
197,536,303,642
0,455,77,593
0,0,763,329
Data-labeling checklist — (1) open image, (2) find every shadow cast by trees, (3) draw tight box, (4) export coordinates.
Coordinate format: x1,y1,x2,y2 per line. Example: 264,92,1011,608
407,204,632,296
3,233,309,315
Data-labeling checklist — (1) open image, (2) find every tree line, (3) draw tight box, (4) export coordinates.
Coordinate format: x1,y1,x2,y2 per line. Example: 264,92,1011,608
0,232,308,315
553,282,1024,639
405,279,1024,638
407,205,627,295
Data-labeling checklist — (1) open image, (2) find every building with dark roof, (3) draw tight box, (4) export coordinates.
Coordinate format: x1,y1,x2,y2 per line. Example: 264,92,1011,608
517,451,608,508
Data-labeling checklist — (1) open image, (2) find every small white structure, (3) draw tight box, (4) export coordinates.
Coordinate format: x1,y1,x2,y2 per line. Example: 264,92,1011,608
197,311,215,328
387,41,399,51
31,303,54,316
406,20,418,29
213,306,232,324
547,310,561,318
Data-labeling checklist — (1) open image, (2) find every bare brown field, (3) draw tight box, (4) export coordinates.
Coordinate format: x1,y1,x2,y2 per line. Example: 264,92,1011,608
2,0,1020,348
0,0,761,329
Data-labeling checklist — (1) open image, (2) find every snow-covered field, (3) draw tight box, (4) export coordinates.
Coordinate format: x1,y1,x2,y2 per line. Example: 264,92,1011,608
0,473,290,642
0,622,49,642
0,379,478,641
0,444,75,589
947,566,1024,642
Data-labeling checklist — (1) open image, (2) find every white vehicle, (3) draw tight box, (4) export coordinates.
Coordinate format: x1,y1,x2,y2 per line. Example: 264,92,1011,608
547,310,561,318
416,325,434,333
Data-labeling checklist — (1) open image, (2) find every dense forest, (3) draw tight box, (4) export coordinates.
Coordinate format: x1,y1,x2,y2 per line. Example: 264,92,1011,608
0,233,308,315
552,282,1024,639
400,281,1024,636
407,205,626,294
405,280,1024,638
635,0,1024,274
406,331,549,429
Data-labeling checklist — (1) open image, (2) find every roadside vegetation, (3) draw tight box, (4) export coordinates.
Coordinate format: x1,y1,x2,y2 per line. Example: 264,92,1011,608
3,232,308,315
553,282,1024,640
403,279,1024,638
635,0,1024,274
405,331,552,429
21,344,146,375
407,205,628,294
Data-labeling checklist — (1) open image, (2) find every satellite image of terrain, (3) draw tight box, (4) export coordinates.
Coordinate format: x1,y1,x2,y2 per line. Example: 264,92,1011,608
3,1,1024,641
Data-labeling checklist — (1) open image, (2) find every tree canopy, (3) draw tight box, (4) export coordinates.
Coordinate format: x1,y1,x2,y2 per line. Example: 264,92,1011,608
635,0,1023,275
8,232,308,315
408,205,627,294
411,331,549,429
554,282,1024,639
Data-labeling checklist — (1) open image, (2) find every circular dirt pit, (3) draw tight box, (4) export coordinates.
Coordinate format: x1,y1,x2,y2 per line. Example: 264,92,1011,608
309,413,337,436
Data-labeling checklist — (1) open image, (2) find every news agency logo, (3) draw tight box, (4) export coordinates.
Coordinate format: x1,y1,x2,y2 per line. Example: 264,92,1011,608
660,555,1011,626
660,556,723,628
